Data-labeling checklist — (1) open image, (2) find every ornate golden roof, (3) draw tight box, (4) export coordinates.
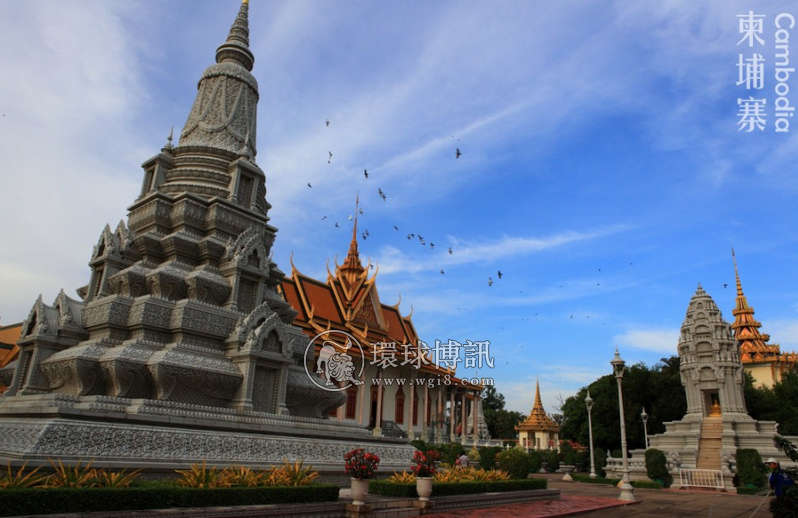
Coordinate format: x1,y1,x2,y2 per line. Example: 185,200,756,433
731,250,797,366
516,380,559,432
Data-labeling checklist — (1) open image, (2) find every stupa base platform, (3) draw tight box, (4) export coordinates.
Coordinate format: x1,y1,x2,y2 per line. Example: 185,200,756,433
0,394,413,476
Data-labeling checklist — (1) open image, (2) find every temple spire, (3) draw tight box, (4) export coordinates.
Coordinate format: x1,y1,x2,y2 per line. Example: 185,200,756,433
731,250,777,361
732,247,744,297
342,194,364,272
215,0,254,71
533,379,543,411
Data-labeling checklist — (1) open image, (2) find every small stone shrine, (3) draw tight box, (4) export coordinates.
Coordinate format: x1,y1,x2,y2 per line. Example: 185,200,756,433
607,284,793,491
0,1,412,475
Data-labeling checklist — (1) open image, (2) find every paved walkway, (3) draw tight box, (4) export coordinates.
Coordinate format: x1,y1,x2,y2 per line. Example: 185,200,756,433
428,475,773,518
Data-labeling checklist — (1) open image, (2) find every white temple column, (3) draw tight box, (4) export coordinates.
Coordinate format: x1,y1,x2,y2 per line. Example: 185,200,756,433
449,389,456,442
374,371,383,436
408,372,416,439
460,391,467,444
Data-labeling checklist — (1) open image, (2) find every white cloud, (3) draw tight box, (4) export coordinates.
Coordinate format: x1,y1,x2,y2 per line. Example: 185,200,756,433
375,226,631,275
614,328,679,354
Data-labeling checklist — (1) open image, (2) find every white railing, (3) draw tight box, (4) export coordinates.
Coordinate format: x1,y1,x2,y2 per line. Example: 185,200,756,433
679,469,724,490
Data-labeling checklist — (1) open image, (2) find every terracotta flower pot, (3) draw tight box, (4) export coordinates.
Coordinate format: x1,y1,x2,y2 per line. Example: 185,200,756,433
416,476,433,501
351,478,369,506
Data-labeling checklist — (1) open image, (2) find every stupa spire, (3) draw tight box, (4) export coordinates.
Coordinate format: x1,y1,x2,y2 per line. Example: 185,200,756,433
215,0,254,71
730,250,777,361
533,379,544,411
178,0,259,156
342,194,364,272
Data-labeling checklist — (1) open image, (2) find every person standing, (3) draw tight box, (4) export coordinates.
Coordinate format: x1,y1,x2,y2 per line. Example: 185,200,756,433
456,451,469,469
767,457,794,500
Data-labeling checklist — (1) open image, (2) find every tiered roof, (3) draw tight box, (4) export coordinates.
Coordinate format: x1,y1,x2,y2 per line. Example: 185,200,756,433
731,250,797,366
516,380,559,432
279,213,458,379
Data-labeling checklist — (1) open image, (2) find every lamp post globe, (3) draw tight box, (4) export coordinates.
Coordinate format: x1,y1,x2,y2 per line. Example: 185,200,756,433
641,407,649,450
585,390,597,478
611,347,635,502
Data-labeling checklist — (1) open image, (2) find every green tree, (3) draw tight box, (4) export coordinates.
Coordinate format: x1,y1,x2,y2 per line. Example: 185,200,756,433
482,385,524,439
558,356,687,453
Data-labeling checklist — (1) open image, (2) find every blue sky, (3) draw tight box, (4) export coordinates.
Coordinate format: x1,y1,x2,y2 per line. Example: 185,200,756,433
1,0,798,414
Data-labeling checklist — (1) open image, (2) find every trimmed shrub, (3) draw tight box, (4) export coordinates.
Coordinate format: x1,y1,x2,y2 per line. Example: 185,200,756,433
632,480,663,489
594,448,607,477
527,450,542,473
478,446,503,470
545,449,560,472
497,448,531,479
570,474,662,489
644,449,669,484
736,449,766,488
410,439,428,451
575,449,589,471
467,447,481,464
571,474,618,485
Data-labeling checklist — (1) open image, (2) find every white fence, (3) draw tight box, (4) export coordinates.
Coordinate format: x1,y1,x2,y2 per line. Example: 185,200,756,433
679,469,724,490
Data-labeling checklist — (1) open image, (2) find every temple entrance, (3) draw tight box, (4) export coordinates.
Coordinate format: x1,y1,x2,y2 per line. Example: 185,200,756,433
702,390,720,416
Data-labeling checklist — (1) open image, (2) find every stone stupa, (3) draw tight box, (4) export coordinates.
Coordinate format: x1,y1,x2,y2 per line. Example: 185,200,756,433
607,284,791,491
0,0,412,474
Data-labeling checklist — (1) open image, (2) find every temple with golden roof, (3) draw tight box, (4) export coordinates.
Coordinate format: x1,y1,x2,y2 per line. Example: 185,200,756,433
280,201,488,442
731,250,797,388
516,380,559,450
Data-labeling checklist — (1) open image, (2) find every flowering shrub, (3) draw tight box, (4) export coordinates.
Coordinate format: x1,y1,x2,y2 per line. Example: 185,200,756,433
411,450,440,478
344,449,380,480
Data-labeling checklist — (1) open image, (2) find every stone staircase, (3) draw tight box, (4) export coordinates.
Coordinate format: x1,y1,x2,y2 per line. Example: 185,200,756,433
696,417,723,470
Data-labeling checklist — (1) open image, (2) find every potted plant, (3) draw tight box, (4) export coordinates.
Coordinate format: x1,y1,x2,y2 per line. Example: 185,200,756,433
344,448,380,505
411,450,440,501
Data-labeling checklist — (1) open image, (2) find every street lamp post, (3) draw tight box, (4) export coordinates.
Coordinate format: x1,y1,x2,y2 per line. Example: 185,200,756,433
611,347,635,502
641,407,649,450
585,390,597,479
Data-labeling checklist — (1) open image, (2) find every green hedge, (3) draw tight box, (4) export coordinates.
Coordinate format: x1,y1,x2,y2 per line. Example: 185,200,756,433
369,478,547,498
571,474,619,485
0,484,340,517
736,486,770,495
736,449,766,488
570,474,662,489
644,449,669,485
497,448,531,479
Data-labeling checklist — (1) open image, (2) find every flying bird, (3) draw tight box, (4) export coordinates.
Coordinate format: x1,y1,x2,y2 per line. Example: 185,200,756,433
448,247,452,255
407,235,412,240
378,188,386,200
723,283,728,288
488,277,493,287
326,119,329,127
364,169,369,178
430,243,435,249
335,222,339,228
440,269,445,275
456,148,462,159
394,225,399,231
418,235,423,242
307,183,312,188
321,216,327,220
497,270,503,279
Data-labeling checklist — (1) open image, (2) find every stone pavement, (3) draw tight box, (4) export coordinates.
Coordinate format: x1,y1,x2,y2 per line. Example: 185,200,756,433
427,475,774,518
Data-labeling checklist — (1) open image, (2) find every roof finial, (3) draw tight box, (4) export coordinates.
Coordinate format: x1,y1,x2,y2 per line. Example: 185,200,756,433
732,247,744,297
215,0,254,71
341,193,364,272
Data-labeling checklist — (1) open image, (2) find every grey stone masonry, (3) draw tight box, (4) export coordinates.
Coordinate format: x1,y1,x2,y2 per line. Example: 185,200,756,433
0,2,413,473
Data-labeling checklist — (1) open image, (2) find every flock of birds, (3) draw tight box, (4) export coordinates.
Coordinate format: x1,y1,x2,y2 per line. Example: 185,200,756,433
310,119,493,282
